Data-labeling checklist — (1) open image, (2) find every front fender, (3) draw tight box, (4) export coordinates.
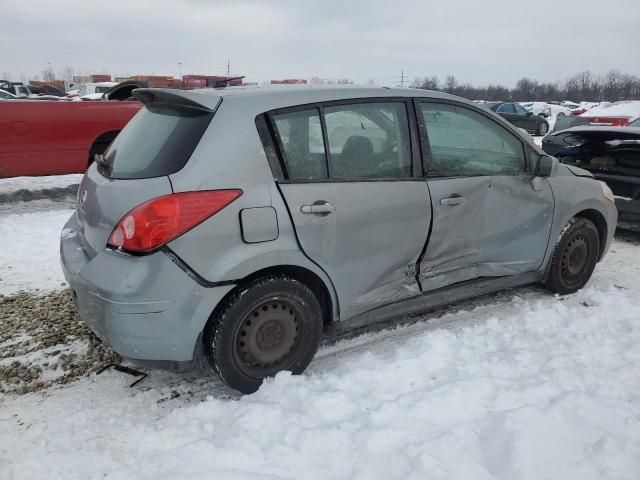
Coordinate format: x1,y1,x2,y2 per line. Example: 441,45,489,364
545,175,617,274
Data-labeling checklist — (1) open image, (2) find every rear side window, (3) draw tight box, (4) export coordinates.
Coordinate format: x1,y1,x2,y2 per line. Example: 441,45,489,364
271,109,327,180
497,103,515,113
514,104,529,115
421,102,525,176
102,103,213,179
324,103,411,178
269,101,412,181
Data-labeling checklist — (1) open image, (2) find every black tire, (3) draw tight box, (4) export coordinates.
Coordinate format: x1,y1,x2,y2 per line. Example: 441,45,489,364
204,275,323,394
536,121,549,136
545,217,600,295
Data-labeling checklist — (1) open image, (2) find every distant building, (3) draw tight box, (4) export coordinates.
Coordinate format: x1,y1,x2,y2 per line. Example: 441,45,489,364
91,74,112,82
130,75,176,88
271,79,308,85
183,75,243,88
73,75,92,84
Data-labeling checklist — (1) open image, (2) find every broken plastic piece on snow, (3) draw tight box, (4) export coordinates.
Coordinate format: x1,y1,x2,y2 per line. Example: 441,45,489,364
96,363,148,387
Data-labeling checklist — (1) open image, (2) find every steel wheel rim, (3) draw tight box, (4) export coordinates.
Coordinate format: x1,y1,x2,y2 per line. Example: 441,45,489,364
234,298,302,377
539,123,548,135
561,234,588,279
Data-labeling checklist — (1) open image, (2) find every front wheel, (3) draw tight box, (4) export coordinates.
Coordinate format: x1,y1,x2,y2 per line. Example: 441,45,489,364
536,121,549,136
544,217,600,295
204,275,323,394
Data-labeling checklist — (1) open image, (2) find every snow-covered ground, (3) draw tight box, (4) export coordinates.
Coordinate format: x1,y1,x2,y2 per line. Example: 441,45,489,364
1,175,640,479
0,209,72,294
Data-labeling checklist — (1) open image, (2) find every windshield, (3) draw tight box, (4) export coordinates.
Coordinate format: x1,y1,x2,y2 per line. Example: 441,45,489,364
628,118,640,127
101,103,214,179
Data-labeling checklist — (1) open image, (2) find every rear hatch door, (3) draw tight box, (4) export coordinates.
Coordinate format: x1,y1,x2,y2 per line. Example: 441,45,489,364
76,90,219,256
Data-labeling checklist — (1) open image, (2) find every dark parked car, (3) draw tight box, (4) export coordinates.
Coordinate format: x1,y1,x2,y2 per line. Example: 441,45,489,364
483,102,549,136
0,81,65,97
542,119,640,229
31,85,66,96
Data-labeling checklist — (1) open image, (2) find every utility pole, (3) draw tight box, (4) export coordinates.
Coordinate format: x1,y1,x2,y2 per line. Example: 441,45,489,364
398,69,407,87
178,62,182,80
226,58,230,78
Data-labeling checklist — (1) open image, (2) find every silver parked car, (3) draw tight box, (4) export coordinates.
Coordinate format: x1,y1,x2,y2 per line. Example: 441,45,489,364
60,86,617,393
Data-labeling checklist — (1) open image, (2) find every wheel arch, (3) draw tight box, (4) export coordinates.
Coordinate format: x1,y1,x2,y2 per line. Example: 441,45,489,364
208,264,337,332
574,208,608,260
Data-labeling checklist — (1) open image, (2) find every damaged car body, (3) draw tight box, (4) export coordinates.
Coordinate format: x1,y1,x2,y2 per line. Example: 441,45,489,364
542,122,640,228
61,86,617,393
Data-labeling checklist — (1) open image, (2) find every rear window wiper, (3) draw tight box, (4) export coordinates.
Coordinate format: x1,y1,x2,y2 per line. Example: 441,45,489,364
94,153,113,176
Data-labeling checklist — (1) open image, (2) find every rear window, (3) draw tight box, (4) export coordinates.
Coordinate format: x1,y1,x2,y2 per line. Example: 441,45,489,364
101,103,213,179
552,115,589,132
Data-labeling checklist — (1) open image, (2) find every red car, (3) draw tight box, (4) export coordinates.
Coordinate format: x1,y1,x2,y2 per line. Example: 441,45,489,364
0,99,141,177
579,101,640,127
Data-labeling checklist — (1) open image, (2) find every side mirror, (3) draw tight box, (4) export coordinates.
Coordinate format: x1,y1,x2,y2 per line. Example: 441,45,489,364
535,154,558,177
526,111,533,116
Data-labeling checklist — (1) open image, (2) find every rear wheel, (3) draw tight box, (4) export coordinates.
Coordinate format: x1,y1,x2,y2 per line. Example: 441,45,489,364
545,217,600,294
536,121,549,136
204,275,323,394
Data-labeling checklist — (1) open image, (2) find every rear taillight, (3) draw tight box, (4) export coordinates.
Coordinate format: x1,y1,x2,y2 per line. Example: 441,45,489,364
107,189,242,253
583,116,630,126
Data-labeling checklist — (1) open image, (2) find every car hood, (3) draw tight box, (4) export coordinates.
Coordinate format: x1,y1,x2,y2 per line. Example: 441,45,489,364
564,164,594,178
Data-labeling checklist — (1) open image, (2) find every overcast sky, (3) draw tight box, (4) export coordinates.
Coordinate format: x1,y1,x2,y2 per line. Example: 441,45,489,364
2,0,639,86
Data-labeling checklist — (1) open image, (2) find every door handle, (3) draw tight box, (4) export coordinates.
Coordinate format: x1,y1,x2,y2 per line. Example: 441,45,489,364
440,195,466,206
301,202,336,214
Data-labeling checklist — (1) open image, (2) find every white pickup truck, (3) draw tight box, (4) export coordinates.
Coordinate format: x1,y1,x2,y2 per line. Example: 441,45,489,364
67,82,118,99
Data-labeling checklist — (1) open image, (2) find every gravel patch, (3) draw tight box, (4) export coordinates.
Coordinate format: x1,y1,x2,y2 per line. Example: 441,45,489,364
0,290,120,395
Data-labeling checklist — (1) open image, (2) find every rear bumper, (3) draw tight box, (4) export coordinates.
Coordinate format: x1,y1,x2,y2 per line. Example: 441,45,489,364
60,214,235,365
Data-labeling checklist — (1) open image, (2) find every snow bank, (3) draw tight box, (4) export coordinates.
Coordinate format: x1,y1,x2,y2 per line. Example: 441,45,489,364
2,240,639,479
0,174,83,196
0,209,72,294
580,100,640,119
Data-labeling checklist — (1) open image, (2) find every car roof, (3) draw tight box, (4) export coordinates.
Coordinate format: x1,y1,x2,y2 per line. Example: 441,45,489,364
135,85,465,111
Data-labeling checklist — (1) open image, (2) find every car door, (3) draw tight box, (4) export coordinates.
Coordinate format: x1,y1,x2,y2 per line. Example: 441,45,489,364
496,103,523,128
514,102,537,131
269,100,431,320
417,100,554,291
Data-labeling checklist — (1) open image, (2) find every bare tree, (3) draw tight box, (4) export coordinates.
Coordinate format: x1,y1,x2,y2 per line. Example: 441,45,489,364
60,65,75,84
444,75,458,94
400,69,640,102
1,71,10,81
42,65,55,83
513,77,539,101
603,70,623,101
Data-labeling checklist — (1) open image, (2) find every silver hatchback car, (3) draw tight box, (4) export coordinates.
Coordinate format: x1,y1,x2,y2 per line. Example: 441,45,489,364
60,86,617,393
